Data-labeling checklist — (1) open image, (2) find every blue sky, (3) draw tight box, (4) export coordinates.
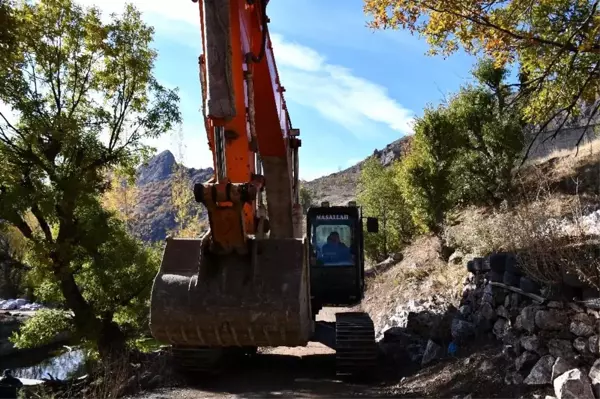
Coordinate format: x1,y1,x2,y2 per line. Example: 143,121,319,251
82,0,479,180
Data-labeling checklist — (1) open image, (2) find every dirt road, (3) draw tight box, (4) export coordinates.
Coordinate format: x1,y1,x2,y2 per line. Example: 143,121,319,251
137,343,395,398
132,308,552,398
134,341,554,399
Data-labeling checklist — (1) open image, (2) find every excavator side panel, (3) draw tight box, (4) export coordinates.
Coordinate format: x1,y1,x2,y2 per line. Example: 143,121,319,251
150,234,312,348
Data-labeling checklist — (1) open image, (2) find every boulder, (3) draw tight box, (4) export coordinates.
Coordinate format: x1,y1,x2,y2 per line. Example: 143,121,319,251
421,340,443,366
493,318,510,340
589,335,600,355
570,321,595,337
573,337,588,354
548,301,564,309
479,302,495,321
553,369,594,399
524,355,556,385
520,306,540,333
521,335,546,356
589,359,600,399
451,318,476,342
548,339,576,359
496,305,510,319
536,310,566,331
552,357,576,382
567,303,584,313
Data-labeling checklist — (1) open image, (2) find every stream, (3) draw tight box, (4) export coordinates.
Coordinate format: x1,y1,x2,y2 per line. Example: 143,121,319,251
5,346,87,381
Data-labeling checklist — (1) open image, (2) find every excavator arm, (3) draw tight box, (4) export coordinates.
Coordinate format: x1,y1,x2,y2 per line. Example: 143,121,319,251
193,0,302,255
149,0,312,359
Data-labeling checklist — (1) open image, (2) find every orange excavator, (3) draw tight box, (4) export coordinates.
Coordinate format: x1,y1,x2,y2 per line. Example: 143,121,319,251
149,0,380,377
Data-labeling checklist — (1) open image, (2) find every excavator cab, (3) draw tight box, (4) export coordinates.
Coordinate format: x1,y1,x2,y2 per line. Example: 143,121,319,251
307,202,378,316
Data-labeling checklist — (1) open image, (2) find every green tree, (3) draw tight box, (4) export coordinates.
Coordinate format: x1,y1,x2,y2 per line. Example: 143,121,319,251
446,59,524,205
358,157,414,260
396,107,457,234
364,0,600,156
102,170,140,235
0,0,180,358
396,59,524,233
299,185,314,214
170,162,206,238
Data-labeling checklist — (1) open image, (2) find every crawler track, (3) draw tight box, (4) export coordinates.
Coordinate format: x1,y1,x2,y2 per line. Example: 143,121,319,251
334,312,377,377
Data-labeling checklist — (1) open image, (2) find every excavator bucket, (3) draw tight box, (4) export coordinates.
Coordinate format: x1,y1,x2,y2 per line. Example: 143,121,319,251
149,234,312,348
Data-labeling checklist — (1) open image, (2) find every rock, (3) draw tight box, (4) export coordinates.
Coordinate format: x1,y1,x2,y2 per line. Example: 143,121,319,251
548,339,576,359
496,305,510,319
521,306,540,333
494,291,507,307
516,351,540,372
587,309,600,319
503,344,519,359
589,359,600,399
511,293,520,310
572,313,592,323
573,337,588,354
479,359,494,372
493,318,510,340
421,340,443,366
553,368,594,399
451,318,476,342
449,251,464,265
505,370,525,385
480,302,495,321
521,335,546,355
536,310,566,331
548,301,564,309
515,315,525,331
589,335,599,355
567,303,584,313
505,295,511,308
570,314,594,337
137,150,176,185
570,321,595,337
552,357,576,382
524,355,556,385
459,305,472,318
545,396,557,399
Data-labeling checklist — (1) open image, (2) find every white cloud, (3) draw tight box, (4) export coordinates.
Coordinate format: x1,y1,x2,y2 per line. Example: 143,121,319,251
76,1,415,138
270,33,415,137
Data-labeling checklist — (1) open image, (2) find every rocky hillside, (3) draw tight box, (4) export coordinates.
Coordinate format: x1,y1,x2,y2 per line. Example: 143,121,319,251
132,150,213,242
303,136,413,205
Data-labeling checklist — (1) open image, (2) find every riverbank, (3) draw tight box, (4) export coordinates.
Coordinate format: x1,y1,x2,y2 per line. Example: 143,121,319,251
0,311,72,357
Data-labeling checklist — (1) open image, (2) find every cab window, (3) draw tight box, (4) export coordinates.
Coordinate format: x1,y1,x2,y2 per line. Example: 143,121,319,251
310,218,355,267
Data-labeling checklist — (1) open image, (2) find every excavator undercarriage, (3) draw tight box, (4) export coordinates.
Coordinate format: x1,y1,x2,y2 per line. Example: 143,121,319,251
148,0,379,378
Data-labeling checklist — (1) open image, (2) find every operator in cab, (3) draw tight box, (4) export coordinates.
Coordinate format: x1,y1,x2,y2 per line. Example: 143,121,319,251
319,231,352,264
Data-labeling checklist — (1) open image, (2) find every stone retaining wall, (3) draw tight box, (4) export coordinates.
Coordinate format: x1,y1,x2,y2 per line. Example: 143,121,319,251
459,255,600,398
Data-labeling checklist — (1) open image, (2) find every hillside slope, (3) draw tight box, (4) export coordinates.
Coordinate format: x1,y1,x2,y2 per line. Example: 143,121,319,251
304,136,412,205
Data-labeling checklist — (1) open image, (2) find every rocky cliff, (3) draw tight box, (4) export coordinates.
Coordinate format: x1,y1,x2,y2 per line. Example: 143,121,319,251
131,150,213,242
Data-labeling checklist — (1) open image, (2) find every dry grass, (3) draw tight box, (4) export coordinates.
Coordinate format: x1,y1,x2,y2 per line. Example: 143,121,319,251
446,194,600,290
25,350,177,399
362,236,466,331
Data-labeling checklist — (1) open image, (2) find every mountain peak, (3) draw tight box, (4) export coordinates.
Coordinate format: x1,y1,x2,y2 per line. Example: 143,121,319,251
137,150,176,186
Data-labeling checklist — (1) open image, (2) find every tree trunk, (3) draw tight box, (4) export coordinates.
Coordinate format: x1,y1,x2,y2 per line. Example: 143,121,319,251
97,317,128,361
54,266,127,360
